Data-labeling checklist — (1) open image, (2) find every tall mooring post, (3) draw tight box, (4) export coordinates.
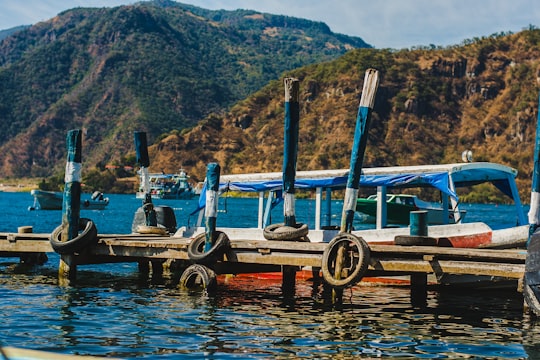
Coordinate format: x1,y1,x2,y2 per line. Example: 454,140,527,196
340,69,379,233
282,77,300,293
524,91,540,315
205,163,220,252
134,131,157,227
328,69,379,303
410,210,428,307
58,129,83,284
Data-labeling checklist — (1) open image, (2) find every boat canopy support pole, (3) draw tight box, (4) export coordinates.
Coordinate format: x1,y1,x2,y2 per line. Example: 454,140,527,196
376,186,387,230
509,174,527,226
263,191,274,228
258,192,264,229
325,188,332,228
315,187,322,230
441,192,449,225
448,176,461,224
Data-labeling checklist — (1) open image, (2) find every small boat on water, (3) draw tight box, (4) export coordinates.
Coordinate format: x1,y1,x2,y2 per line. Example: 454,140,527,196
29,189,109,210
177,161,527,287
181,161,528,249
356,193,467,225
1,345,115,359
136,169,195,200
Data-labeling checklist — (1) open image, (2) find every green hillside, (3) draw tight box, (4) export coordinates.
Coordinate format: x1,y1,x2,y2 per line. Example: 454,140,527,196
0,0,369,178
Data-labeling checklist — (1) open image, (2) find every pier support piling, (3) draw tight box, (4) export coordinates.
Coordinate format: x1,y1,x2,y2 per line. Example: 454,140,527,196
282,77,301,293
410,211,428,307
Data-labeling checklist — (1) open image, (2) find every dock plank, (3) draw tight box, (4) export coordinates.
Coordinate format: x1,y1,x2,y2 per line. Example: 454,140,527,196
0,232,528,282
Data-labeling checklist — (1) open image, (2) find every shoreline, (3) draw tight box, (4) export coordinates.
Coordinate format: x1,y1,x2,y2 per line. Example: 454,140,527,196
0,182,38,193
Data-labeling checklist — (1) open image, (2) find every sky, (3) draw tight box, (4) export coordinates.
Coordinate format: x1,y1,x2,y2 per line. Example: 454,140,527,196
1,0,540,49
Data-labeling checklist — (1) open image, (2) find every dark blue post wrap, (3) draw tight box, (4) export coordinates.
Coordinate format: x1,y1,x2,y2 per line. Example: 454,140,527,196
62,130,82,240
134,131,150,168
205,163,221,252
283,78,300,226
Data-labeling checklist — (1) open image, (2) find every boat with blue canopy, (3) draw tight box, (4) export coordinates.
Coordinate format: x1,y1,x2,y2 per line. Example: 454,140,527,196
180,161,528,249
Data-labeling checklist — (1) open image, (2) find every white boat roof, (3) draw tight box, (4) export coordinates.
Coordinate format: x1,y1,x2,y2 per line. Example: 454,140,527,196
220,162,516,185
194,162,526,226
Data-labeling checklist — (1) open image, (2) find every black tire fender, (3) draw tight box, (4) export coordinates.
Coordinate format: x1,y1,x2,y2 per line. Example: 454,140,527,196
321,233,370,289
50,218,98,255
187,231,230,264
394,235,437,246
263,223,309,241
179,264,217,293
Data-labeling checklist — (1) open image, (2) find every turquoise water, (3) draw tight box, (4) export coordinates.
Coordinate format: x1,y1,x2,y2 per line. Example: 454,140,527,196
0,192,538,359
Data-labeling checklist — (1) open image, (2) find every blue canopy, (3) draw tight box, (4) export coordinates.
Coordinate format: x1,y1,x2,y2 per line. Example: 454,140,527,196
223,172,455,198
192,171,456,215
190,162,525,225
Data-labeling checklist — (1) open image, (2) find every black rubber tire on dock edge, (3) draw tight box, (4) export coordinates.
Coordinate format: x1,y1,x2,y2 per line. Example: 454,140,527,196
50,218,98,255
179,264,217,293
394,235,438,246
263,223,309,241
321,233,370,289
187,232,230,265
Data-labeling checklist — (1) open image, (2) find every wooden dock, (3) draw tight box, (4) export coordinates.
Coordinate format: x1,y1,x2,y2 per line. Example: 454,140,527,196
0,230,526,294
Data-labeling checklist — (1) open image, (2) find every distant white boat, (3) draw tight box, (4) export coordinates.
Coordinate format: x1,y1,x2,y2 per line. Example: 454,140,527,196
29,189,109,210
136,169,195,200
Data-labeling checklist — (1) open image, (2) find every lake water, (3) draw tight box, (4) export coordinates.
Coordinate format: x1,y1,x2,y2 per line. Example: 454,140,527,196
0,192,539,359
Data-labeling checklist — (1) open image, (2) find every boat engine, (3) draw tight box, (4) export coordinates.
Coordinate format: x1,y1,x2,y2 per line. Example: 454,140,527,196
132,205,177,234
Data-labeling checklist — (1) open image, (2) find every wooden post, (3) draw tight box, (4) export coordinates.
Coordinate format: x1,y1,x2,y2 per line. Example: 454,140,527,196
410,210,428,307
283,77,300,227
62,130,82,240
525,91,540,315
205,163,220,252
282,77,300,293
529,92,540,242
134,131,157,226
340,69,379,233
58,130,82,283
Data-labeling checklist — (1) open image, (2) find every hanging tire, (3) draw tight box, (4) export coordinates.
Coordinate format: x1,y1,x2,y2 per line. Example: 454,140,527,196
187,231,230,264
50,218,98,255
179,264,217,292
321,233,370,289
263,223,309,241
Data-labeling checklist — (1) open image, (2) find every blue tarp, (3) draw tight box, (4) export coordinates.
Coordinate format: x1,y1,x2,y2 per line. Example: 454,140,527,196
191,172,457,215
222,172,456,198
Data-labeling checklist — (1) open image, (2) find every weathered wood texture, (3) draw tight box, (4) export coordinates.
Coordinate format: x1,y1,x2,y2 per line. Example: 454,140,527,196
0,233,525,279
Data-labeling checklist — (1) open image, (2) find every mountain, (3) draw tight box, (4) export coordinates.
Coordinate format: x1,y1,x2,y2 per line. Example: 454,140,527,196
0,0,369,178
147,29,540,202
0,26,30,41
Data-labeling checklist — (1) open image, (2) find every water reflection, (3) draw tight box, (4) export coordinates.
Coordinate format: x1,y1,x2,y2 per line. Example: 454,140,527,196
0,265,535,358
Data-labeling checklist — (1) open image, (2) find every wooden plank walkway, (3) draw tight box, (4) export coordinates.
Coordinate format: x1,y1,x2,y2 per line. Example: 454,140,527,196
0,232,526,284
